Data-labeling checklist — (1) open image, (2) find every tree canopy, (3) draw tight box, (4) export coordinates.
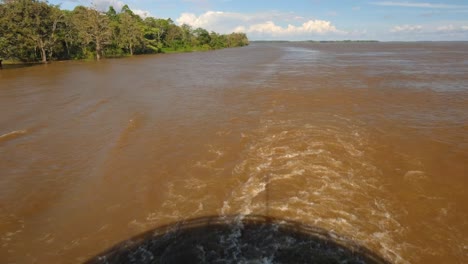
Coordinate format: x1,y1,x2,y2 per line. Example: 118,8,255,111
0,0,249,62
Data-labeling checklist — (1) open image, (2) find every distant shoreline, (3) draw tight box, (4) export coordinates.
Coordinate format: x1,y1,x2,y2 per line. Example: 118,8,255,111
250,40,468,43
251,40,379,43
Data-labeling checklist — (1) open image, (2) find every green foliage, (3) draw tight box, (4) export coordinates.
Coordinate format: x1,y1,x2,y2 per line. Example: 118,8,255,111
71,6,112,60
0,0,249,62
118,11,143,55
0,0,63,62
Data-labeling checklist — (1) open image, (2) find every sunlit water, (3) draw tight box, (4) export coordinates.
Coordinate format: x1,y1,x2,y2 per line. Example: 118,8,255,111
1,42,467,263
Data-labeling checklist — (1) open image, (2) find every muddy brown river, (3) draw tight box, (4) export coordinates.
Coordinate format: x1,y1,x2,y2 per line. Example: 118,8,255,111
0,42,467,263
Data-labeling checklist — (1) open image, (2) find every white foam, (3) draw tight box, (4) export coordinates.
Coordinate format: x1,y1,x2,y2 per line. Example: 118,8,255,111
186,118,409,263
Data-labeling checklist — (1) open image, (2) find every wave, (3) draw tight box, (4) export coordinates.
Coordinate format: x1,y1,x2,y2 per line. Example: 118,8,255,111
0,129,28,144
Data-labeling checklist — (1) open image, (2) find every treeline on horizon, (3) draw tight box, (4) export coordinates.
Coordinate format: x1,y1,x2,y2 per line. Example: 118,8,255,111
0,0,249,63
252,40,379,43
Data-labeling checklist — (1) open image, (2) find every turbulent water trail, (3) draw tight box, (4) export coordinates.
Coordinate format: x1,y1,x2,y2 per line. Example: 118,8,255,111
153,113,409,262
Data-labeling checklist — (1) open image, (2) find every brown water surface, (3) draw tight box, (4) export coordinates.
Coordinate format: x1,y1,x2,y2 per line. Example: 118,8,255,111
1,42,467,263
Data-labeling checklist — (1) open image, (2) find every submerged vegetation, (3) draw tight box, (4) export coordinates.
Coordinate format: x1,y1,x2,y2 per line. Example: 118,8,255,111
0,0,249,63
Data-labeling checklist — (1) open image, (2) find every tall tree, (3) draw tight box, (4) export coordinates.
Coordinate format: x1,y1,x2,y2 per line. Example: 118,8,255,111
0,1,19,60
142,17,164,52
165,21,182,49
105,6,122,56
193,28,211,46
143,18,170,47
56,9,78,59
0,0,62,63
180,24,193,47
72,6,111,60
118,7,143,55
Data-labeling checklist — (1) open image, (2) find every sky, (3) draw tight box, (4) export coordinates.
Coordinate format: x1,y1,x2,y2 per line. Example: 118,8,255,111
51,0,468,41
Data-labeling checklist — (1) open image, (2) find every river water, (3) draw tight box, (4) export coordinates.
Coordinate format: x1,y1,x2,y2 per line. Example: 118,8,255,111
0,42,467,263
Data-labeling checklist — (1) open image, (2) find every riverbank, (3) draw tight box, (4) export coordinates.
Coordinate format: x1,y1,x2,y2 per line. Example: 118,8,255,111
1,60,44,65
0,45,246,68
0,59,44,69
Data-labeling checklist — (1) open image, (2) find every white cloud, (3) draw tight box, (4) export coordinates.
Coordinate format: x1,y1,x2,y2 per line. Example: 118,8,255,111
247,20,339,35
388,24,468,38
177,11,220,28
247,21,283,35
177,11,344,39
177,11,257,34
372,1,468,9
436,24,456,32
132,9,151,19
91,0,125,11
90,0,151,18
390,24,423,33
436,24,468,32
233,26,246,33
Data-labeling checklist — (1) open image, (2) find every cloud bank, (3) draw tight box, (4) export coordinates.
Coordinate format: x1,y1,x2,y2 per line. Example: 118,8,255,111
91,0,124,11
177,11,345,40
387,24,468,41
390,25,423,33
390,24,468,33
372,1,468,9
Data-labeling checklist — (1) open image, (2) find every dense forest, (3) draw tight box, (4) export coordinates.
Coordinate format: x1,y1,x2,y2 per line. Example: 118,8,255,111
0,0,249,63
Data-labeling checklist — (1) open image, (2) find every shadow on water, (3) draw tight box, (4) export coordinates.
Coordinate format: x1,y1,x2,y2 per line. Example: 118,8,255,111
86,215,391,264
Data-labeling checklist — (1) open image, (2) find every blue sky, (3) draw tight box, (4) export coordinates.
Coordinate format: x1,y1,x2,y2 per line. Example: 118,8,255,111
52,0,468,41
